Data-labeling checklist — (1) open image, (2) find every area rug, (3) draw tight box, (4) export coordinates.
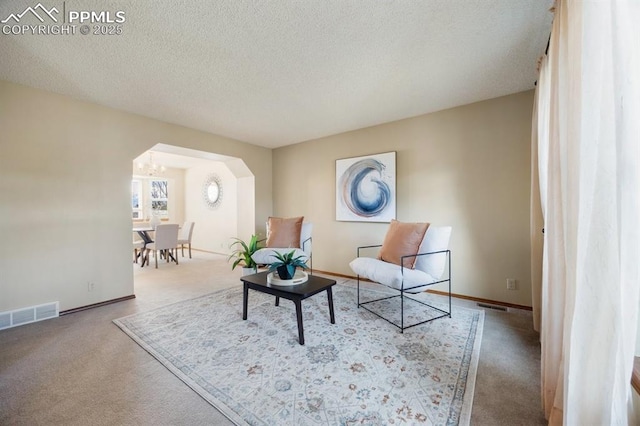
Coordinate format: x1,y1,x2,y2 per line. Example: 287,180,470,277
114,283,484,425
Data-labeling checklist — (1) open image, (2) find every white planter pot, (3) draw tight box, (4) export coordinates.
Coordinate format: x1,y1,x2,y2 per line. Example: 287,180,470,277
242,267,257,276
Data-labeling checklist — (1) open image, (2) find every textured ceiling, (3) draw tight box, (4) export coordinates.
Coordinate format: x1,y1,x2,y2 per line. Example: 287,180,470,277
0,1,553,148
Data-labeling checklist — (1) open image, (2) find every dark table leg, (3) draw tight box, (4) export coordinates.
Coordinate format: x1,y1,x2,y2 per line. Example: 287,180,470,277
294,299,304,345
141,248,149,267
275,296,280,306
136,231,152,268
166,250,178,264
327,287,335,324
242,283,248,320
137,231,153,244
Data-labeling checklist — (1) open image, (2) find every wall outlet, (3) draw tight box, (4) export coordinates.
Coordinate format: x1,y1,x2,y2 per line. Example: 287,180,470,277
506,279,517,290
88,282,95,292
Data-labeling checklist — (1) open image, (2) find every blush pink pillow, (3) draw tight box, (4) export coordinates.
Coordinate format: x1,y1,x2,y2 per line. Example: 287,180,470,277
266,216,303,248
378,220,429,269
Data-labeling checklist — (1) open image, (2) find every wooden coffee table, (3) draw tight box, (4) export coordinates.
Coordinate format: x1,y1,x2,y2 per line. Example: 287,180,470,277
241,271,336,345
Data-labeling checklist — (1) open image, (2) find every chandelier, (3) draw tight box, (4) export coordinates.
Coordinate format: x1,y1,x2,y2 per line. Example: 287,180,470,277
136,151,166,177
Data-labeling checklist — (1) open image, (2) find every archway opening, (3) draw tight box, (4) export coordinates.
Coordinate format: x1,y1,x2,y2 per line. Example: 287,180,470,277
131,143,255,288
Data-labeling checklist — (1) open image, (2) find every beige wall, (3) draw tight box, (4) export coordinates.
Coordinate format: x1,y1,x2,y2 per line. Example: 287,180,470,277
185,162,238,254
273,91,534,306
0,78,532,311
228,158,257,244
0,80,271,312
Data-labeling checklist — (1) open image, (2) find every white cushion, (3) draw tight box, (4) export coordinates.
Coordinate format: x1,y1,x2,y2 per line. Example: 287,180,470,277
252,248,309,265
349,257,437,293
414,226,451,279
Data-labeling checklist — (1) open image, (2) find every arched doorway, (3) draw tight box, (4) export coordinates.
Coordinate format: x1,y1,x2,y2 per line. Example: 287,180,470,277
131,144,255,287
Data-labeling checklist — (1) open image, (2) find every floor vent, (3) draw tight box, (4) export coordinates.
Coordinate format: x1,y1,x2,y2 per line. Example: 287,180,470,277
477,302,508,312
0,302,59,330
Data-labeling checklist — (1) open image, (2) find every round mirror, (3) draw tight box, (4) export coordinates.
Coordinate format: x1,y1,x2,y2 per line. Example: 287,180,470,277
207,182,220,203
202,174,223,209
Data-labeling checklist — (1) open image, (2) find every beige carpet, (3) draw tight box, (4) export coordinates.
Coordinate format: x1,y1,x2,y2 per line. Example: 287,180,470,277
114,283,483,425
0,251,545,425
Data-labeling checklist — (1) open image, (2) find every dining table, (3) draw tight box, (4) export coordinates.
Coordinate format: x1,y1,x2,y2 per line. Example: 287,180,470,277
133,225,154,244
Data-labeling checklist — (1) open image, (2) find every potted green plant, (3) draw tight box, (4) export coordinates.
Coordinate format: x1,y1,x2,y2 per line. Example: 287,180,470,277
268,250,309,280
228,235,261,275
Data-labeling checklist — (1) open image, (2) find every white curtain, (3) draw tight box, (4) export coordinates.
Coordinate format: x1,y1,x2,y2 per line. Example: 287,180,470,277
531,51,551,334
530,65,541,333
534,0,640,424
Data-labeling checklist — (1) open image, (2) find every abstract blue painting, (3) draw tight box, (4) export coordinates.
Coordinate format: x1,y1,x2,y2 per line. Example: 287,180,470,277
336,151,396,222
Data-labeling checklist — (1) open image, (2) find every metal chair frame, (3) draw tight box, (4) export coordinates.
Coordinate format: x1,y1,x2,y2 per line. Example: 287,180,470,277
356,245,451,332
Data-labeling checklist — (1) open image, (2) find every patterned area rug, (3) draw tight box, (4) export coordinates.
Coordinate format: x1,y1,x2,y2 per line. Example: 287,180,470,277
114,283,483,425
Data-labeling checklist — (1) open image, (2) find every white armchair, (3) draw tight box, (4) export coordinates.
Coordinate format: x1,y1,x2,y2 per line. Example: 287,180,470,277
349,224,452,332
252,219,312,271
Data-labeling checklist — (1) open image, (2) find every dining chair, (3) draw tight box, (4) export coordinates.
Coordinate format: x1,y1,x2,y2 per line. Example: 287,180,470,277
133,239,145,264
143,224,179,268
177,221,195,258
